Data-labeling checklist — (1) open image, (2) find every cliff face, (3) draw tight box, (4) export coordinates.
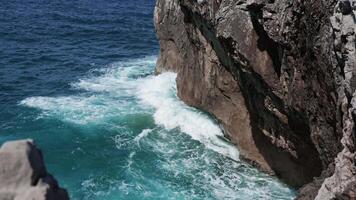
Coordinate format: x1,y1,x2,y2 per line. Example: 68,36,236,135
154,0,356,199
0,140,69,200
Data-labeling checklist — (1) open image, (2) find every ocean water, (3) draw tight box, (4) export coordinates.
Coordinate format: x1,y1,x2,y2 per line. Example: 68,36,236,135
0,0,296,199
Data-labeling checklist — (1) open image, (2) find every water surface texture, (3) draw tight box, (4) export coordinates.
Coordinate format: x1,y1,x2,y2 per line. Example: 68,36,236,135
0,0,296,199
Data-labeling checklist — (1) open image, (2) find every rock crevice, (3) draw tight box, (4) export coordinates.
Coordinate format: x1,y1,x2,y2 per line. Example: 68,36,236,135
154,0,356,198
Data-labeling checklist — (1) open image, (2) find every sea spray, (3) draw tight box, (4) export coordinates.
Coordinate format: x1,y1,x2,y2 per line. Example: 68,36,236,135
136,72,239,160
20,57,295,200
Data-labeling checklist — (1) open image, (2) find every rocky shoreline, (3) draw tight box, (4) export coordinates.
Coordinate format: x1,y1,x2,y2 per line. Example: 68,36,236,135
154,0,356,199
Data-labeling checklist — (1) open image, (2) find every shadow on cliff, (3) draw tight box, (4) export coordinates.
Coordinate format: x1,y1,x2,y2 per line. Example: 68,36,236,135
178,1,323,188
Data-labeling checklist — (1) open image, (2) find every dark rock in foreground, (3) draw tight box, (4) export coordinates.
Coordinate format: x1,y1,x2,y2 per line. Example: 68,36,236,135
0,140,69,200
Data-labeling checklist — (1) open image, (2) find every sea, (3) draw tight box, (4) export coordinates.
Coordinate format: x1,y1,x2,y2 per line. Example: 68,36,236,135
0,0,296,199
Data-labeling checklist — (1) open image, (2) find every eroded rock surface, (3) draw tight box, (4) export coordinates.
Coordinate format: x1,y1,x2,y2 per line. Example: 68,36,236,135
0,140,69,200
154,0,356,198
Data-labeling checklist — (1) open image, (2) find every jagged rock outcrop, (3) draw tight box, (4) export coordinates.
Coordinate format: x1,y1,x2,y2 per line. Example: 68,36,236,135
0,140,69,200
154,0,356,199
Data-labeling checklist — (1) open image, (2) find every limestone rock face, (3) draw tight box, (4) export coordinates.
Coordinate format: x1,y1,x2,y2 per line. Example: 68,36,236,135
154,0,356,198
0,140,69,200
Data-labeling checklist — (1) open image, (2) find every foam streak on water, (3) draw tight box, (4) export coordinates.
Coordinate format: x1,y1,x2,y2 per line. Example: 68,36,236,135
137,72,239,160
20,57,295,200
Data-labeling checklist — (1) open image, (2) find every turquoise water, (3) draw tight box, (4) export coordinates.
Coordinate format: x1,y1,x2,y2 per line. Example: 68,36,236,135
0,0,296,199
3,57,296,199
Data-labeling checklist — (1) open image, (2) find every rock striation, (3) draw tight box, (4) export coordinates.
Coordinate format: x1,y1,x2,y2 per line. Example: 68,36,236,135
0,140,69,200
154,0,356,199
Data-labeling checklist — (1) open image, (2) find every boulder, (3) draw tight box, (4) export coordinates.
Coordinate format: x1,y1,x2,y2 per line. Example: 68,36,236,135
0,140,69,200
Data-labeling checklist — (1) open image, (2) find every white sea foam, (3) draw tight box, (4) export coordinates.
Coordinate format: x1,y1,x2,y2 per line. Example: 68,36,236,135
134,129,152,143
20,56,156,124
21,56,239,159
20,94,134,124
72,56,156,95
145,130,294,199
20,56,295,199
136,72,239,160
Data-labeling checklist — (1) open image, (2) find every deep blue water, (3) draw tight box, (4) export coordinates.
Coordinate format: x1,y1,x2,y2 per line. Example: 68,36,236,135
0,1,295,199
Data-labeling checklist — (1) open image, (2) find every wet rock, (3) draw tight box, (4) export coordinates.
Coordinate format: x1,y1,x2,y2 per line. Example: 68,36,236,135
339,1,352,15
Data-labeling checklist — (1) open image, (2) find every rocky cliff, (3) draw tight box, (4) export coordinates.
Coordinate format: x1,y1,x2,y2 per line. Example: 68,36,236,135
0,140,69,200
154,0,356,199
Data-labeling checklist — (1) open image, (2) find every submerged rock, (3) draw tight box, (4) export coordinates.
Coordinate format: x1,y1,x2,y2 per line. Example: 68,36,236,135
0,140,69,200
154,0,356,199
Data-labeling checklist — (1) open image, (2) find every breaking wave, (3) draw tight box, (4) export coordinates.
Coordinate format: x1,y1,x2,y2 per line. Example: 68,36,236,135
20,56,295,199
